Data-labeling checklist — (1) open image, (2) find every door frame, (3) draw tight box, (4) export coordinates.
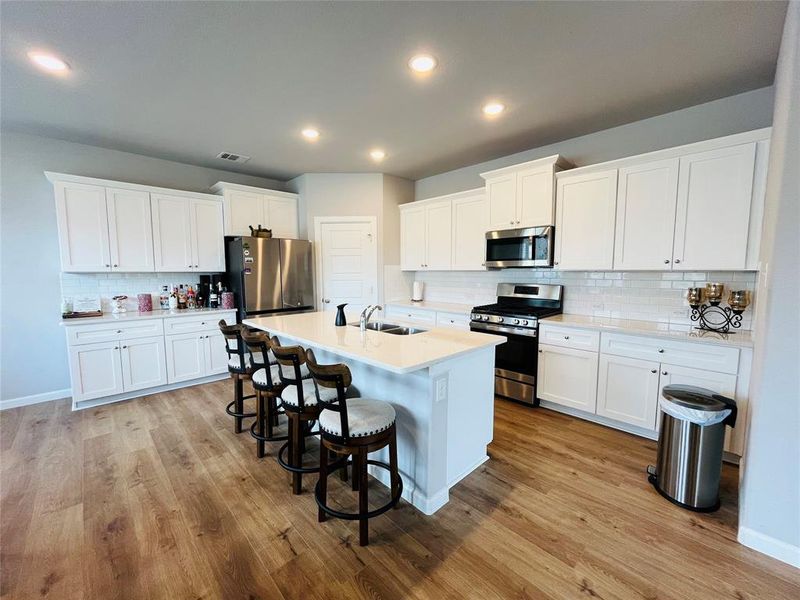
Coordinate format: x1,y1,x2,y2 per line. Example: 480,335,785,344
313,216,379,310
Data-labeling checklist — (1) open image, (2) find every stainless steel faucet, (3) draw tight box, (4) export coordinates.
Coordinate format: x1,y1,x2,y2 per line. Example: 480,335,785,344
359,304,383,331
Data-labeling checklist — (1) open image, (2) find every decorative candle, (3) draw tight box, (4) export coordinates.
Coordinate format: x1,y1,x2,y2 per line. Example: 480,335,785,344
137,293,153,312
705,282,725,305
686,287,705,307
728,290,751,312
221,291,235,310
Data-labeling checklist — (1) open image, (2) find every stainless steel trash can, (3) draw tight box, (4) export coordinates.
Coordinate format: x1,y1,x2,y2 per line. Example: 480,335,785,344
647,384,737,512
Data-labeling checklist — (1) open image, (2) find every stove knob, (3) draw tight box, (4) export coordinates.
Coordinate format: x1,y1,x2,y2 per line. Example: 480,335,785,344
513,319,520,325
521,320,529,326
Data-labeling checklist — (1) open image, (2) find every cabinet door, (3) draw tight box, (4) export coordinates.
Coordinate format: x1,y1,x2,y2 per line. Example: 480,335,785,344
451,193,488,270
424,200,452,270
151,194,193,272
554,170,618,270
54,181,111,272
165,333,207,383
225,190,264,236
517,166,555,227
266,196,299,239
120,336,167,392
204,331,230,375
597,354,660,430
673,143,756,270
190,199,225,272
400,205,427,270
486,174,517,230
68,341,123,401
106,187,155,272
614,159,679,270
538,345,599,412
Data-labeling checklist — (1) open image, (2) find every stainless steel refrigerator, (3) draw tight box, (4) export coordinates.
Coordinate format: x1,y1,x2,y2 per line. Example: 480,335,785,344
225,237,314,320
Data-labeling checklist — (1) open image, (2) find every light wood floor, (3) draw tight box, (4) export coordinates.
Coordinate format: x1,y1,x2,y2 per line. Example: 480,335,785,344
2,380,798,600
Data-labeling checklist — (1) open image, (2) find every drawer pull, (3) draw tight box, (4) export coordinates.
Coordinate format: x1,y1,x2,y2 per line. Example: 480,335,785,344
116,330,121,334
122,345,127,349
657,348,664,353
538,349,543,353
564,335,569,340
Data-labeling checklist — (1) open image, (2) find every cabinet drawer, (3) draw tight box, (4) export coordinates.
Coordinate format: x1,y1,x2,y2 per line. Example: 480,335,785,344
435,311,471,330
539,324,599,351
163,312,236,335
600,333,739,374
384,305,437,325
66,319,164,346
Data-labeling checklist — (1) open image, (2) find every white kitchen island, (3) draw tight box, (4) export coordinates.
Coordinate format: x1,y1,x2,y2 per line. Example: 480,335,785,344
243,311,504,515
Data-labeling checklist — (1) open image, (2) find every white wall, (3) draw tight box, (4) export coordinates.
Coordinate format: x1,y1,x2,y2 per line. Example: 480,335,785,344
738,4,800,568
0,131,285,403
415,86,775,200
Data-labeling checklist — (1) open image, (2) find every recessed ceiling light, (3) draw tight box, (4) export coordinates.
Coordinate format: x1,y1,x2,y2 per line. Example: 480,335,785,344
482,102,506,117
408,54,437,73
370,149,386,162
28,51,69,73
301,128,320,141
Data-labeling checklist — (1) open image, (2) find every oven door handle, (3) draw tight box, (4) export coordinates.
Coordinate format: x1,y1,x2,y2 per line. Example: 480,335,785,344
470,322,537,337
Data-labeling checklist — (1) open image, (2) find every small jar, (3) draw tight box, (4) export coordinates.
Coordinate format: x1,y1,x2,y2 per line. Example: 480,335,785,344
137,293,153,312
221,291,235,309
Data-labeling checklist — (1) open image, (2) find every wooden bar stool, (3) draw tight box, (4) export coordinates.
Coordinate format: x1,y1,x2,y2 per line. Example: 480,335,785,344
241,329,287,458
218,320,257,434
305,349,403,546
272,340,343,494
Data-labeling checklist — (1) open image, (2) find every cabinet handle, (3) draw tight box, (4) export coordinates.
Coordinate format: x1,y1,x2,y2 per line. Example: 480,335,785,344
122,345,127,349
651,369,657,374
658,349,664,353
538,349,543,353
113,264,118,267
114,346,119,350
664,259,670,264
674,259,681,264
510,221,514,225
188,265,193,268
564,335,569,340
662,371,668,375
105,264,110,268
116,330,121,333
554,261,559,266
195,264,199,268
516,220,520,224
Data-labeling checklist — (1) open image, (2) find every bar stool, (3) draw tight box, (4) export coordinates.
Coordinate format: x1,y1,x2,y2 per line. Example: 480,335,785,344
305,349,403,546
218,320,257,434
240,329,287,458
271,340,342,494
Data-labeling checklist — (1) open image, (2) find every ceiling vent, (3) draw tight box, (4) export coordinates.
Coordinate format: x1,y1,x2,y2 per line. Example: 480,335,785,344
215,151,251,164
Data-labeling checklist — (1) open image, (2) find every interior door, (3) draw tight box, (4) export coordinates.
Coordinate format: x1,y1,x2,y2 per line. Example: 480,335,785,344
517,166,554,227
486,174,517,230
613,159,679,270
424,200,452,269
151,194,193,272
597,354,660,430
266,196,299,239
54,181,111,272
226,190,264,236
673,143,756,270
190,199,225,272
106,187,155,272
120,336,167,392
318,220,377,313
451,192,488,270
400,206,426,270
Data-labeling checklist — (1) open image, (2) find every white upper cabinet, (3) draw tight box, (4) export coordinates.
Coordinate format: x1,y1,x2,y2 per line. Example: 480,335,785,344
54,181,112,272
672,143,757,271
451,191,488,270
424,200,453,270
106,187,155,272
481,155,571,232
151,193,194,272
211,182,300,239
400,204,429,271
613,159,679,270
190,199,225,271
554,169,618,270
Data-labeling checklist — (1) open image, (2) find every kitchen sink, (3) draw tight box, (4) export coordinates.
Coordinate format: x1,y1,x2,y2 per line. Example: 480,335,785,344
349,322,426,335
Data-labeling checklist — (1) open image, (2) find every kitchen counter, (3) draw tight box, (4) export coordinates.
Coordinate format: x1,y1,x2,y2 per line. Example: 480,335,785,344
244,311,501,375
61,307,236,326
541,314,754,348
244,310,503,515
385,299,474,314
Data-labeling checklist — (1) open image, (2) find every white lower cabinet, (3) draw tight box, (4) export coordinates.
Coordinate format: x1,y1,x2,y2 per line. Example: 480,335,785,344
655,365,737,430
120,336,168,392
537,344,598,412
597,354,661,430
69,341,125,402
165,330,229,384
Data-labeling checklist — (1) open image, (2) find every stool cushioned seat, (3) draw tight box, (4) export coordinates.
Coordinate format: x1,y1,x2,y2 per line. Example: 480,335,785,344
252,365,281,387
278,362,311,379
281,383,338,407
228,351,264,370
319,399,396,438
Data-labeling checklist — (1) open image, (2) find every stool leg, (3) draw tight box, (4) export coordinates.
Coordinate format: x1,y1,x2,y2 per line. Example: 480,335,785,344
255,390,266,458
351,451,360,491
358,448,369,546
234,376,244,434
291,416,302,495
266,394,275,441
340,457,349,483
318,444,329,522
389,429,400,509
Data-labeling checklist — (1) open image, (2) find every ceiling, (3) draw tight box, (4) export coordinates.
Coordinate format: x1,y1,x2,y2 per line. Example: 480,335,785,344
0,1,787,181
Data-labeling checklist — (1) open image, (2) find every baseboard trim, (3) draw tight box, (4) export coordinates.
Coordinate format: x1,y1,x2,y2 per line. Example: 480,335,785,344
738,527,800,568
0,389,71,411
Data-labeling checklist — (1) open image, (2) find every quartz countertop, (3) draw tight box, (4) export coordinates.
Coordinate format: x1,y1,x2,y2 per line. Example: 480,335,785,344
60,307,237,326
243,311,504,374
540,314,754,348
385,299,474,314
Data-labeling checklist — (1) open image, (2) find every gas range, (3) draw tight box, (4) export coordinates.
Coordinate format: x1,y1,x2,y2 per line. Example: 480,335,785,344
470,283,563,406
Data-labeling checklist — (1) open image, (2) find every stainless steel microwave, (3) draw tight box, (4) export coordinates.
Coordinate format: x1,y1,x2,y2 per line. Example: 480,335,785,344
485,226,554,268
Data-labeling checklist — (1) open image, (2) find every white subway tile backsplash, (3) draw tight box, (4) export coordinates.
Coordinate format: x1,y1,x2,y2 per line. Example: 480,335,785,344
410,270,756,330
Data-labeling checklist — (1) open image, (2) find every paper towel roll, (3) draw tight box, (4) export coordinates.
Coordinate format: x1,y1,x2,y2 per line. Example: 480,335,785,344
412,281,424,302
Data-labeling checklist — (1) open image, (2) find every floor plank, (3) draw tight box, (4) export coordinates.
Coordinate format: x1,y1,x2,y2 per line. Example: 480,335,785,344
1,381,798,600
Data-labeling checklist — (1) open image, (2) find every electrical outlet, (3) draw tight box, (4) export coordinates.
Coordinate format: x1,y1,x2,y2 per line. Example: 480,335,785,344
435,378,448,402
